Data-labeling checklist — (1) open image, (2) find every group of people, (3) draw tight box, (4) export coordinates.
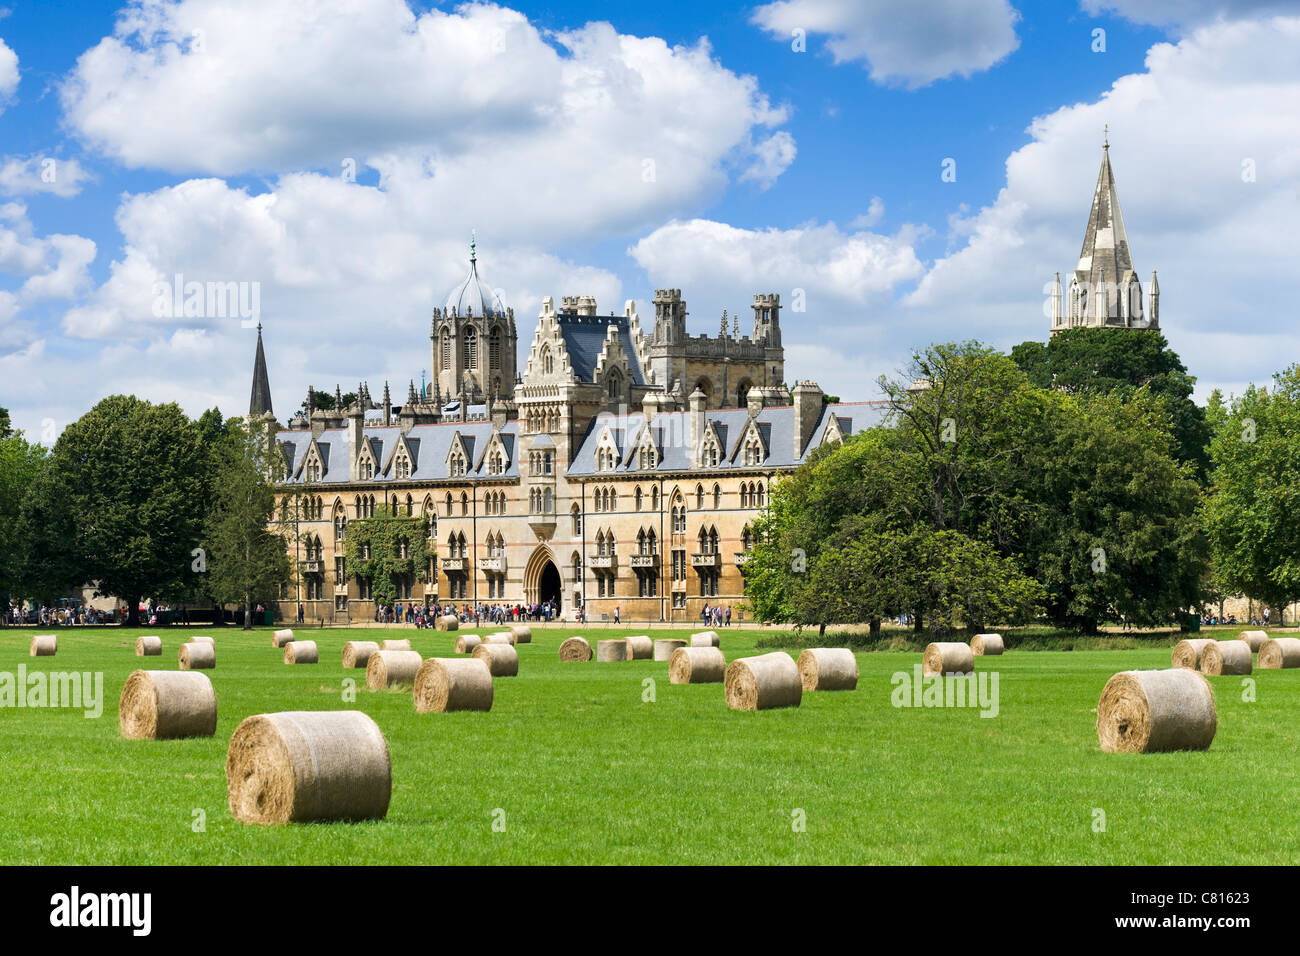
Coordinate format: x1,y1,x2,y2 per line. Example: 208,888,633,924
365,600,564,628
700,604,733,628
8,603,120,626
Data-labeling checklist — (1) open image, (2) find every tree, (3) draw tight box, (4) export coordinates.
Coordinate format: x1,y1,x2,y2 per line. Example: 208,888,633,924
1203,366,1300,624
18,396,206,626
205,420,292,630
1011,327,1211,477
297,389,357,418
344,506,429,607
0,429,47,621
0,406,12,439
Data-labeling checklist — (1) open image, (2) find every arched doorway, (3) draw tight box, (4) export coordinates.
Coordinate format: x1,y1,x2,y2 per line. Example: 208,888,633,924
539,561,561,611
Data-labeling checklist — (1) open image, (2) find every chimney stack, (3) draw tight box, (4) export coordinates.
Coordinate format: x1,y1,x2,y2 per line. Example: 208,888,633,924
689,386,708,467
792,381,823,458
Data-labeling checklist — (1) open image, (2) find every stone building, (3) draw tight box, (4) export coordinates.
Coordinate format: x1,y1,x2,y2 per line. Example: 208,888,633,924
1050,137,1160,334
260,241,883,623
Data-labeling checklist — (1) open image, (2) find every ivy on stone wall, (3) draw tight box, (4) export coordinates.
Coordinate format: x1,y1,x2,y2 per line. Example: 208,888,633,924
343,505,429,606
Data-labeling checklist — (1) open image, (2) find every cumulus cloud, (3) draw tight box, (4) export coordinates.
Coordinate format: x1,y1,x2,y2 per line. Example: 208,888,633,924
751,0,1020,88
0,202,96,303
1081,1,1300,29
0,156,93,198
905,16,1300,398
60,0,793,238
0,38,17,113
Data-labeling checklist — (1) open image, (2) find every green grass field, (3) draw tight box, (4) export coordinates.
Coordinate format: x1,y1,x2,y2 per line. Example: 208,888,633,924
1,624,1296,865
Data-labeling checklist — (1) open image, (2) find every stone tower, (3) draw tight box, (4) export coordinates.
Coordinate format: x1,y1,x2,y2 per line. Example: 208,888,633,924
1051,135,1159,334
430,235,518,403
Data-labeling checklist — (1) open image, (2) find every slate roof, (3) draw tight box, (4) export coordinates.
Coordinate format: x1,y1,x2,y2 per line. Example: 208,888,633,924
556,314,646,385
567,402,888,476
277,420,521,485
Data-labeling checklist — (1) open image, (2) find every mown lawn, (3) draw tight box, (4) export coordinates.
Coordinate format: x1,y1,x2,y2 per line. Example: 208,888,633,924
0,624,1295,865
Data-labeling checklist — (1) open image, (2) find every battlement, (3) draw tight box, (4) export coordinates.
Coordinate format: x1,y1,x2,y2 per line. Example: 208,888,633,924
560,295,598,316
653,289,682,301
753,292,780,305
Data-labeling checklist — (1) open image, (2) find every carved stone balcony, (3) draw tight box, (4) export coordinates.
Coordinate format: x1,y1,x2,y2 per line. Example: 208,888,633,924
442,557,468,572
478,556,507,573
734,552,750,566
589,554,618,570
691,552,721,569
299,560,322,574
629,554,660,569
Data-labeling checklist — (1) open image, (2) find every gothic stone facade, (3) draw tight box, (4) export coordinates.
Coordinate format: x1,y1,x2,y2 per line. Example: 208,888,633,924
265,256,883,623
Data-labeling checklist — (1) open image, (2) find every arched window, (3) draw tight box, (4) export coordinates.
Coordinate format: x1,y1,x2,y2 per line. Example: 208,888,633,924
713,483,721,509
696,484,704,509
542,347,553,375
756,482,765,507
709,527,719,554
440,329,451,370
543,488,553,513
489,326,501,369
651,487,659,510
571,504,581,535
461,492,469,516
463,327,478,369
647,529,657,554
445,492,453,516
740,484,749,508
405,494,413,515
637,529,646,554
607,370,621,400
635,487,643,511
742,526,752,550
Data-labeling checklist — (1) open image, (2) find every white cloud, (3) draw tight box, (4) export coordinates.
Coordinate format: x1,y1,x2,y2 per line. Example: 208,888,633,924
1080,1,1300,29
752,0,1020,88
0,202,96,302
60,0,793,237
905,16,1300,397
0,37,17,113
740,131,797,189
850,196,885,229
0,156,93,198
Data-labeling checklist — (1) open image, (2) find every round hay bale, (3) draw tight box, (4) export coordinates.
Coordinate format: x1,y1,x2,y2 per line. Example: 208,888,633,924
135,635,162,657
922,642,973,677
725,652,802,711
342,641,379,669
1238,630,1267,653
119,670,217,740
380,639,411,651
226,711,391,824
188,635,214,646
484,632,516,645
366,650,423,689
1097,669,1217,753
1172,638,1214,670
29,634,57,657
970,633,1004,656
669,646,725,684
284,640,318,665
558,636,592,662
1259,637,1300,669
796,648,858,691
179,642,215,670
690,630,720,648
654,638,686,661
509,624,532,644
454,634,483,654
414,658,494,713
435,614,460,631
272,628,295,648
624,636,653,660
471,642,519,677
596,639,628,662
1199,640,1251,676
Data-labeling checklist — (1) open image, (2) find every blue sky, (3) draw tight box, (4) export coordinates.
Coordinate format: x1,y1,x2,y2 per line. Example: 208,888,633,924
1,1,1298,437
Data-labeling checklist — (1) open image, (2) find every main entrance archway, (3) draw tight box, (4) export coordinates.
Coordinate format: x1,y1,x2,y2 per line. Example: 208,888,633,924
538,561,561,611
524,546,562,611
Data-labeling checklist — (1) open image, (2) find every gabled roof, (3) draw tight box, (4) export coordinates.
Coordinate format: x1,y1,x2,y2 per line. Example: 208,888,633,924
557,314,646,385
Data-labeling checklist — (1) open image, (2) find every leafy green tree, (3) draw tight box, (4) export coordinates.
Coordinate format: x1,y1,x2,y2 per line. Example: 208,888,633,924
344,506,429,606
18,396,206,626
205,420,292,629
1203,367,1300,624
0,406,12,439
0,428,47,621
1011,327,1210,477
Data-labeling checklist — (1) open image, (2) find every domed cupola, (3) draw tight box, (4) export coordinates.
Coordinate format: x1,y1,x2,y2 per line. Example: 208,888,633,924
444,233,508,317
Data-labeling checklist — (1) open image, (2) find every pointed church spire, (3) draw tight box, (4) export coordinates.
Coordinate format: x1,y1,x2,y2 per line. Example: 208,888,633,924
1076,139,1134,308
248,322,273,417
